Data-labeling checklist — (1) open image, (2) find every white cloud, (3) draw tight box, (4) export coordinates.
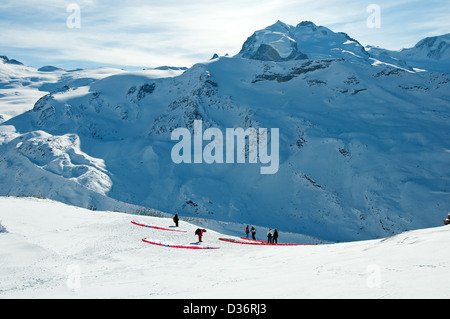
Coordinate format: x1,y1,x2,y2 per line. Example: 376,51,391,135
1,0,449,68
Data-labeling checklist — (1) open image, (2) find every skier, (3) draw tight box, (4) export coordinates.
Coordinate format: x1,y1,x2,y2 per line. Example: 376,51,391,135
444,213,450,226
173,213,179,227
251,226,256,240
267,228,273,244
245,225,250,238
195,228,207,242
273,229,279,244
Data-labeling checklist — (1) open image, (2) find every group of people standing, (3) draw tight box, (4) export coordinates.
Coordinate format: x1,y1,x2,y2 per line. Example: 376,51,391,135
245,225,257,240
176,211,450,246
175,212,281,244
245,225,279,244
266,228,279,244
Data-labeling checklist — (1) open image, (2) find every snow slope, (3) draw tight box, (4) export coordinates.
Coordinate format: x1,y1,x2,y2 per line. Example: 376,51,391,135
0,196,449,299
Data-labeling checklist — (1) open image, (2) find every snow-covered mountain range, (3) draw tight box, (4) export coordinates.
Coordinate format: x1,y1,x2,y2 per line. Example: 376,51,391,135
367,33,450,73
1,21,449,242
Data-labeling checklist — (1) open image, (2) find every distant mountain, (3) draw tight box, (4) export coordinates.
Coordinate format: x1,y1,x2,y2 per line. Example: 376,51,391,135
38,66,65,72
154,66,188,71
0,55,23,66
0,57,128,122
239,21,450,74
403,34,450,60
367,33,450,73
1,22,449,242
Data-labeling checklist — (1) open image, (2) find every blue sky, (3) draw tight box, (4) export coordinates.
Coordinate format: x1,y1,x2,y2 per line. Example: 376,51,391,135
0,0,449,70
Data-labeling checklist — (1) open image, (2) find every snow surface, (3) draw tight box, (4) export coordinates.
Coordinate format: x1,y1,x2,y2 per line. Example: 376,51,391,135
0,196,449,299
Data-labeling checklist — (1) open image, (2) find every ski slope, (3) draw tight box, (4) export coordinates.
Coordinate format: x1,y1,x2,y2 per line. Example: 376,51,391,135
0,196,449,299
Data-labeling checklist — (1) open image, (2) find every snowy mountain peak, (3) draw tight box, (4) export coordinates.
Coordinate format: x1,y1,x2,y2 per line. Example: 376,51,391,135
267,20,292,30
237,20,369,63
294,21,362,47
296,20,318,28
238,20,450,72
367,33,450,73
238,21,307,62
407,33,450,60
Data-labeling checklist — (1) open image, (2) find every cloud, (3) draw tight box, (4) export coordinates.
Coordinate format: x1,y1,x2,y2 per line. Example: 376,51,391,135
1,0,449,68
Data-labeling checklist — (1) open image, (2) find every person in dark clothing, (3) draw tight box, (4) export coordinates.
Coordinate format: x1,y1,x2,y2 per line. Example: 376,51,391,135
251,226,256,240
173,213,179,227
273,229,279,244
267,228,273,244
195,228,207,242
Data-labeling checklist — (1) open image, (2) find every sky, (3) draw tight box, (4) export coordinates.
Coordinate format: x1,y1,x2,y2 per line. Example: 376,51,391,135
0,0,449,70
